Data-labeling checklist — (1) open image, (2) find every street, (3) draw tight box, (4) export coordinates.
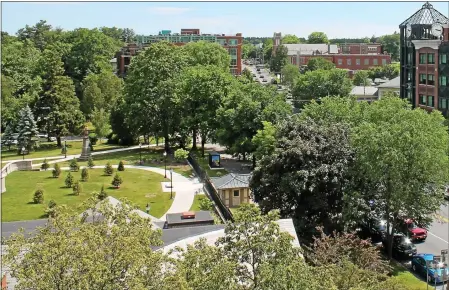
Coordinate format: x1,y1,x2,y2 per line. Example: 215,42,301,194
241,62,273,84
416,203,449,256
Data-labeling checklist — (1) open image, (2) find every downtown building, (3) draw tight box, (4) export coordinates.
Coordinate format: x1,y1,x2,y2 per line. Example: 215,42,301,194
399,2,449,116
115,29,243,77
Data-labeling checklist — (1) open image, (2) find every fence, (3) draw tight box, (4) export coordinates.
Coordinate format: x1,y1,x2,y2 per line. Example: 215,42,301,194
1,161,33,194
187,153,234,222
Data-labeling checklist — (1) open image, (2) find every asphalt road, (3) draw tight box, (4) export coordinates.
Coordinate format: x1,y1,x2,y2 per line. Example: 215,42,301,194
242,63,273,84
416,203,449,256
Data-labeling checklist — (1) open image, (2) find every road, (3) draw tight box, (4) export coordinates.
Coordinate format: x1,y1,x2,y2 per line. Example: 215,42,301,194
242,63,273,84
416,203,449,256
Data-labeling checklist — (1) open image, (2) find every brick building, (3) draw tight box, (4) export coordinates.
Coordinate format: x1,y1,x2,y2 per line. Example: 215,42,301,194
115,29,243,77
399,2,449,116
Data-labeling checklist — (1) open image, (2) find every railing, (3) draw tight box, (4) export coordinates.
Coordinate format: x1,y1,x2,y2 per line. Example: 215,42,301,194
187,153,234,222
1,161,33,194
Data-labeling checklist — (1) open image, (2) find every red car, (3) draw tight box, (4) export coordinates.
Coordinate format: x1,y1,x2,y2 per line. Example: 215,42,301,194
403,219,427,241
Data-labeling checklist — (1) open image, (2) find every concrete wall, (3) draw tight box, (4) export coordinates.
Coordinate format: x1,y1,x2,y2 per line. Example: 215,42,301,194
1,161,33,194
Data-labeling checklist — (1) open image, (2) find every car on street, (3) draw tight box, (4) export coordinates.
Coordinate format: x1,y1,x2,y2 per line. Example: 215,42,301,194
259,75,264,78
357,219,388,242
382,234,417,259
399,219,427,242
412,254,449,283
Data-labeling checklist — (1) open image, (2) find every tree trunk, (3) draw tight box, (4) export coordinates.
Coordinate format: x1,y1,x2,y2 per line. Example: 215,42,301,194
192,129,197,150
243,152,247,161
252,155,256,170
201,138,206,157
156,137,159,146
164,132,170,153
57,136,62,147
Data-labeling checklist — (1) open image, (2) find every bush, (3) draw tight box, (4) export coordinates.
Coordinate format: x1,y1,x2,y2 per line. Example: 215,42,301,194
45,200,57,218
72,180,82,196
104,162,114,176
174,148,189,162
41,159,50,171
33,189,44,204
118,160,125,171
69,158,79,172
81,168,89,181
111,173,123,188
65,172,74,188
87,156,95,168
107,133,119,145
88,133,98,145
199,196,215,211
52,163,61,178
98,185,108,200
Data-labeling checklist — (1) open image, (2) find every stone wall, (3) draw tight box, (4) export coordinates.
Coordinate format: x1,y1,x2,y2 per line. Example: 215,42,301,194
1,161,33,193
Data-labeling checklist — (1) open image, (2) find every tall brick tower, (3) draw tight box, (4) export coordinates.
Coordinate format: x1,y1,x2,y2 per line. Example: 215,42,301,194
272,32,282,57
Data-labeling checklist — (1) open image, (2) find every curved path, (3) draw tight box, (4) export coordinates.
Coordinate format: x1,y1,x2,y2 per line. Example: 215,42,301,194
59,164,202,221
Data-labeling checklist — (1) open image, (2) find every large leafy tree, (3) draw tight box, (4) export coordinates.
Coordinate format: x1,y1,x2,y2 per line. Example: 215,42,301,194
270,44,288,73
252,121,277,161
307,32,328,44
250,118,355,238
183,41,230,70
91,108,111,143
280,64,300,88
353,70,371,86
282,34,302,44
378,33,400,61
306,57,335,71
242,42,256,59
124,41,188,152
16,20,64,51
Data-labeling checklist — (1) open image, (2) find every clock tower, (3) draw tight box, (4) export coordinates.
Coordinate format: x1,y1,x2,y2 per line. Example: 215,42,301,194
399,2,449,115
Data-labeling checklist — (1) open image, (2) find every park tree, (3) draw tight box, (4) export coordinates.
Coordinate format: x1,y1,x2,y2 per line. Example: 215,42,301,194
252,121,277,161
353,70,371,86
124,41,188,152
250,118,355,238
16,105,39,153
242,42,256,59
183,41,230,70
91,108,111,143
3,198,168,289
378,33,400,61
307,32,328,44
350,95,449,259
263,38,273,64
2,122,16,150
241,67,253,81
280,64,300,88
282,34,301,44
16,20,64,51
306,57,335,71
270,45,288,73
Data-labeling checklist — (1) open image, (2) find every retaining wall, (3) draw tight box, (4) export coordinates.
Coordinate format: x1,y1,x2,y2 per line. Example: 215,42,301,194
1,161,33,193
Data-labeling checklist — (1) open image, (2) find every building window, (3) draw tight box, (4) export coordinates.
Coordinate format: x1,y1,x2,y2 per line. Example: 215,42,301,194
419,53,426,64
368,47,377,51
427,53,435,64
228,39,238,45
419,74,427,85
347,59,352,65
439,98,449,109
356,59,360,65
427,74,435,86
407,90,412,101
233,190,240,197
419,94,426,105
427,96,434,107
364,59,370,65
440,54,448,64
382,59,387,65
407,52,413,63
231,59,237,66
229,48,237,59
407,72,412,81
373,59,378,65
338,59,342,65
441,75,448,86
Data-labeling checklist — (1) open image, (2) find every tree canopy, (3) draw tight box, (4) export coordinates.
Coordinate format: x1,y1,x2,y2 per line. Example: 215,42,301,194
307,32,329,44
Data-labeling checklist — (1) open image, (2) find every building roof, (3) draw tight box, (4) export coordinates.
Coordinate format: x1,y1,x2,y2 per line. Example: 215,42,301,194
400,2,449,28
284,44,334,56
165,211,214,225
210,173,251,189
376,76,400,89
350,86,379,96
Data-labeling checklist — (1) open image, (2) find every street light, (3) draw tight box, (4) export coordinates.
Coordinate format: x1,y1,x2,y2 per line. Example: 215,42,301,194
139,143,142,164
170,168,173,199
163,151,167,178
64,139,67,158
21,146,25,160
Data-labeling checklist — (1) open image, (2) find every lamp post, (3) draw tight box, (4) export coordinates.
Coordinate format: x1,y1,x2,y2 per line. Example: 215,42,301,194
64,139,67,158
163,151,167,178
170,168,173,199
21,146,25,160
139,143,142,164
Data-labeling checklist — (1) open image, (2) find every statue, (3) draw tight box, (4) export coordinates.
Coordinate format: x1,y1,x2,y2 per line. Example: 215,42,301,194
83,126,89,138
79,126,91,161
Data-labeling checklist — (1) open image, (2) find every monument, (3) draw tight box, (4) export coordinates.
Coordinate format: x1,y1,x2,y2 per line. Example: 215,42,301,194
79,126,91,161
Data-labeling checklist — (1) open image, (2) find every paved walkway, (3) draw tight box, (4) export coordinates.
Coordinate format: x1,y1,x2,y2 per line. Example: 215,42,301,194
58,164,202,221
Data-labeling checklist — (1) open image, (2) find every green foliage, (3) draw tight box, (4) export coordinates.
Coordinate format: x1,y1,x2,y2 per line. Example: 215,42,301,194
353,70,371,86
183,41,231,70
41,159,50,171
378,33,400,61
282,34,302,44
252,121,277,161
81,168,89,181
69,158,79,172
33,189,44,204
65,172,74,188
367,64,399,81
87,156,95,168
44,200,57,218
308,32,329,44
280,64,300,88
174,149,189,162
111,173,123,188
91,108,111,141
61,145,67,154
98,185,108,200
270,45,288,73
72,180,82,196
52,163,61,178
104,162,114,176
306,57,336,71
241,67,253,81
198,196,214,211
16,105,39,152
88,133,98,145
2,122,16,150
242,43,256,59
117,160,125,171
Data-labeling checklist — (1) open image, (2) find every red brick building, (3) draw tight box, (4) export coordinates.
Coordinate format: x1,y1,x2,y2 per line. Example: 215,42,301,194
115,29,243,77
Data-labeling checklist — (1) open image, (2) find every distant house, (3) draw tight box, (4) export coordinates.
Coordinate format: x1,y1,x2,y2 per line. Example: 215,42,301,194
376,76,400,99
350,86,379,103
210,173,252,207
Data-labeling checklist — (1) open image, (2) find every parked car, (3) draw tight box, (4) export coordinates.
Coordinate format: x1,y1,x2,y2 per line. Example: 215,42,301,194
259,75,264,78
399,219,427,242
382,234,417,259
257,68,261,72
412,254,449,283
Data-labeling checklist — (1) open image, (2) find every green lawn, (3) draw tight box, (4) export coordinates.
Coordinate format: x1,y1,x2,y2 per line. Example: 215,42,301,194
1,141,124,162
191,152,228,177
189,194,208,211
389,261,428,290
2,168,174,221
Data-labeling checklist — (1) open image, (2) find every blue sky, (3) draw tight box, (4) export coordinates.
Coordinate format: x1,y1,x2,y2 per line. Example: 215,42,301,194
2,1,449,38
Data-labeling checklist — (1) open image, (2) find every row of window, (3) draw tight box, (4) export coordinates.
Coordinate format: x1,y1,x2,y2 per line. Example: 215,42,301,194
337,58,387,66
440,98,449,110
419,74,435,86
217,39,239,46
419,53,449,64
419,95,435,107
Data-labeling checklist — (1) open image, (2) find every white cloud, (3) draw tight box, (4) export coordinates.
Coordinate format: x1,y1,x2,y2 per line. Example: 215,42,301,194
148,7,193,16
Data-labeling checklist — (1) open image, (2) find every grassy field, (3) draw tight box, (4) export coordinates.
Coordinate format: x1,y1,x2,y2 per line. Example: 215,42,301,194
2,168,174,221
389,261,428,290
191,151,228,177
1,141,124,162
189,194,208,211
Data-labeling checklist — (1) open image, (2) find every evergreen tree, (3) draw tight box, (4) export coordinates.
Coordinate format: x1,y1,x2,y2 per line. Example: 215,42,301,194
33,189,44,204
2,122,16,150
72,180,82,196
87,156,95,168
41,159,50,171
104,162,114,176
98,185,108,200
81,168,89,181
117,160,125,171
111,173,123,188
52,163,61,178
69,158,79,172
16,105,39,153
65,172,74,188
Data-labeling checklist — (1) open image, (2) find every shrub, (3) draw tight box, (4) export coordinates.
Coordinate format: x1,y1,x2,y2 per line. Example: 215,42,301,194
174,148,189,162
45,200,57,218
118,160,125,171
104,162,114,176
87,156,95,168
69,158,79,172
98,185,108,200
52,163,61,178
41,159,50,171
88,133,98,145
33,189,44,204
81,168,89,181
72,180,82,196
111,173,123,188
65,172,74,188
199,196,215,211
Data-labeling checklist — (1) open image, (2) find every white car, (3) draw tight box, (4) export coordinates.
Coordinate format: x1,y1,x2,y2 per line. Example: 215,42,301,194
49,137,57,142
